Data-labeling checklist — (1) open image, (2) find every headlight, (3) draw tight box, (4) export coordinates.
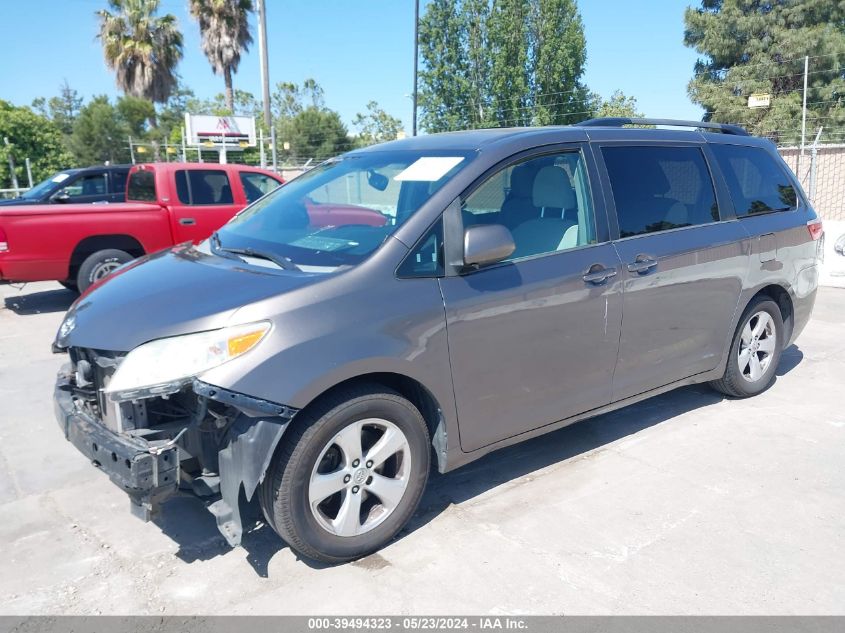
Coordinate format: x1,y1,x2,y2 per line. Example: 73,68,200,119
105,321,271,401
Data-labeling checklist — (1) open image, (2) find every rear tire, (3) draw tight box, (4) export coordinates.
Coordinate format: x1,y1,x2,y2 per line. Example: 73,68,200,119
76,249,133,292
260,384,430,564
710,295,784,398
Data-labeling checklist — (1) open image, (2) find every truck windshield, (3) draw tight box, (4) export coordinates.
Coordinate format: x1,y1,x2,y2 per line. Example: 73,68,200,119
20,172,73,199
215,150,473,268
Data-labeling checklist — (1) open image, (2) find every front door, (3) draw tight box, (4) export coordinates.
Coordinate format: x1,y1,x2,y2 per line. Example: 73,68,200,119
170,168,238,242
596,143,750,401
439,147,624,452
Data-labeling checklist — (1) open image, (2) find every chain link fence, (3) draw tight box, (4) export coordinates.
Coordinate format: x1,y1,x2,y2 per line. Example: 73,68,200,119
778,145,845,221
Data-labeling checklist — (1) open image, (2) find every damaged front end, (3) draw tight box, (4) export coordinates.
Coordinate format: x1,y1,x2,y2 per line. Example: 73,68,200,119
54,347,297,546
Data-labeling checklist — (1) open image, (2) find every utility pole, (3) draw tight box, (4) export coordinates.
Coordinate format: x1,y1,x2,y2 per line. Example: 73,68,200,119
412,0,419,136
257,0,272,131
3,137,19,191
801,55,809,157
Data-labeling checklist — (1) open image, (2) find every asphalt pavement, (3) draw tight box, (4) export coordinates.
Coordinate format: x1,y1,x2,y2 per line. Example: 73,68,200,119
1,281,843,615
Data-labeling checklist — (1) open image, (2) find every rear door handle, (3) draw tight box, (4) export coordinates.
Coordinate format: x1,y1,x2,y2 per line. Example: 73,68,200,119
582,264,618,284
179,218,196,226
627,256,658,274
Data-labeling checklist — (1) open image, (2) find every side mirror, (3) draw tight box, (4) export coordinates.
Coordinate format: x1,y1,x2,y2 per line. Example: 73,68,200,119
53,192,70,203
463,224,515,267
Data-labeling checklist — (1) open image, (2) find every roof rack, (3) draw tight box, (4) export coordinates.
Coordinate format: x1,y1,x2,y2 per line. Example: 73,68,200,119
578,117,749,136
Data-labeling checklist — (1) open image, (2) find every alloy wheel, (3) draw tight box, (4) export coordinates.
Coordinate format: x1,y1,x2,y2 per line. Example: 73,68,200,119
308,418,411,537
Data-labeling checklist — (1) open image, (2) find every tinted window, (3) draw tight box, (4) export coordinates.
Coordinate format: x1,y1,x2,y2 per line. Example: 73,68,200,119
111,170,127,196
127,170,157,202
603,146,718,238
175,170,234,205
240,172,281,203
462,151,597,260
710,144,798,216
397,219,444,278
57,173,106,199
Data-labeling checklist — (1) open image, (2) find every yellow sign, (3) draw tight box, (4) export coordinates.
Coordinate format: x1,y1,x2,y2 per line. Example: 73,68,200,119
239,141,249,148
748,93,771,108
136,146,147,153
166,147,177,154
202,141,215,147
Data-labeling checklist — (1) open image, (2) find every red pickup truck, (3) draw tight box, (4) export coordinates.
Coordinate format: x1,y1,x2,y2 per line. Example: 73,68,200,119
0,162,388,292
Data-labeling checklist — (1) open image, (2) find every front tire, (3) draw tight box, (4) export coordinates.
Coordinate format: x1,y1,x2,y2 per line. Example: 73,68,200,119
76,249,133,292
260,385,430,564
710,295,784,398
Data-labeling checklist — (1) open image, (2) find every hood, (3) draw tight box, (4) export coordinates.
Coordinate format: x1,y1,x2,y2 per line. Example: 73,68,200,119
56,245,326,352
0,197,39,206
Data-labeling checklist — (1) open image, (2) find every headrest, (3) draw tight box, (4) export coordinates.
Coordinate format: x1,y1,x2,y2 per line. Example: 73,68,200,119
532,166,576,209
509,164,535,198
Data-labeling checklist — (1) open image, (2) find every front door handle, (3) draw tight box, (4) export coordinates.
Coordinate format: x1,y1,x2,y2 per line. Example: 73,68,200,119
627,255,658,274
179,217,196,226
582,264,618,284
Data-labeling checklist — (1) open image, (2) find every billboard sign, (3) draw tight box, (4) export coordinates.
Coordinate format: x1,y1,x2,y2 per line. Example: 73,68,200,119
185,114,256,149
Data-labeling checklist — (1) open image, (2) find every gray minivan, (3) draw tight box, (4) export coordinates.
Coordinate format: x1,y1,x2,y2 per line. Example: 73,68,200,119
53,118,823,563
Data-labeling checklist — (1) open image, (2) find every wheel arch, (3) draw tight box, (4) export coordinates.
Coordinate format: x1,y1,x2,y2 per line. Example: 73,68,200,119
68,234,145,282
290,371,450,474
748,283,794,346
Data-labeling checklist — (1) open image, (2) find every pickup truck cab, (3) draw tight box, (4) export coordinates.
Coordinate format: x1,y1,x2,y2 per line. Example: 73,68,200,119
0,163,284,291
0,165,131,206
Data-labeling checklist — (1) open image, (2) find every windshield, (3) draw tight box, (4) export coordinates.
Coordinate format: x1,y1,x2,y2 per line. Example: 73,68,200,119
215,150,473,269
20,171,74,199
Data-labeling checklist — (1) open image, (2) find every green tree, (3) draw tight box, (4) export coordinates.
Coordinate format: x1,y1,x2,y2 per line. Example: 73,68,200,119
418,0,475,132
97,0,184,104
285,108,352,162
189,0,253,113
0,101,75,189
32,81,84,136
528,0,590,125
353,101,404,146
684,0,845,143
593,90,644,119
489,0,529,126
419,0,590,132
117,95,156,137
68,96,131,165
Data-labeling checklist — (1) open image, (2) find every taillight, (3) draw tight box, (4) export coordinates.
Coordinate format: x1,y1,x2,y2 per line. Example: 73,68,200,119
0,226,7,252
807,219,823,241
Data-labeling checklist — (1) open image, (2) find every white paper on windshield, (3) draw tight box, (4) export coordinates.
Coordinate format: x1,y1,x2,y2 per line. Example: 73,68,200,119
52,173,70,183
394,156,464,182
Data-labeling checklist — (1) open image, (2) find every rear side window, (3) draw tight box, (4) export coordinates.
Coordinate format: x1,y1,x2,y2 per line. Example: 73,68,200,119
710,144,798,216
240,172,281,203
602,146,719,238
175,170,234,205
127,170,157,202
111,170,127,195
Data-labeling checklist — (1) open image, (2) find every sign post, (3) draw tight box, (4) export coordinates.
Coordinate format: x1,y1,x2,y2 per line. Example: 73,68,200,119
184,114,257,164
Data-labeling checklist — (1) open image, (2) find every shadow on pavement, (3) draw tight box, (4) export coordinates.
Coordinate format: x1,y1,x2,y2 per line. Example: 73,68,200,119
3,287,76,315
151,346,804,575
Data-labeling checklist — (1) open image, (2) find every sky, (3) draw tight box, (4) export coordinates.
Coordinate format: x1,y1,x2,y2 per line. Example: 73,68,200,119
0,0,704,131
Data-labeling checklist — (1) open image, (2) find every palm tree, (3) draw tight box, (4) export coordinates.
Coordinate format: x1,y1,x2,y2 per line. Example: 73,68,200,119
97,0,184,105
189,0,254,113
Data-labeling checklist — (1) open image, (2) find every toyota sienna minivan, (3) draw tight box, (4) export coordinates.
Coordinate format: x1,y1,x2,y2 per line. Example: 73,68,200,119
53,118,823,563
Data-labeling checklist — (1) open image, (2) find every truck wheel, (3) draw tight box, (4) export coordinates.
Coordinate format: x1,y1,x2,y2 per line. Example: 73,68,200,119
260,384,430,564
710,295,784,398
76,249,132,292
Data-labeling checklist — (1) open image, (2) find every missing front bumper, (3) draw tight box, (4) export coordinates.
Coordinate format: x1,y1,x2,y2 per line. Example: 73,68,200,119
54,376,179,519
54,365,297,546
